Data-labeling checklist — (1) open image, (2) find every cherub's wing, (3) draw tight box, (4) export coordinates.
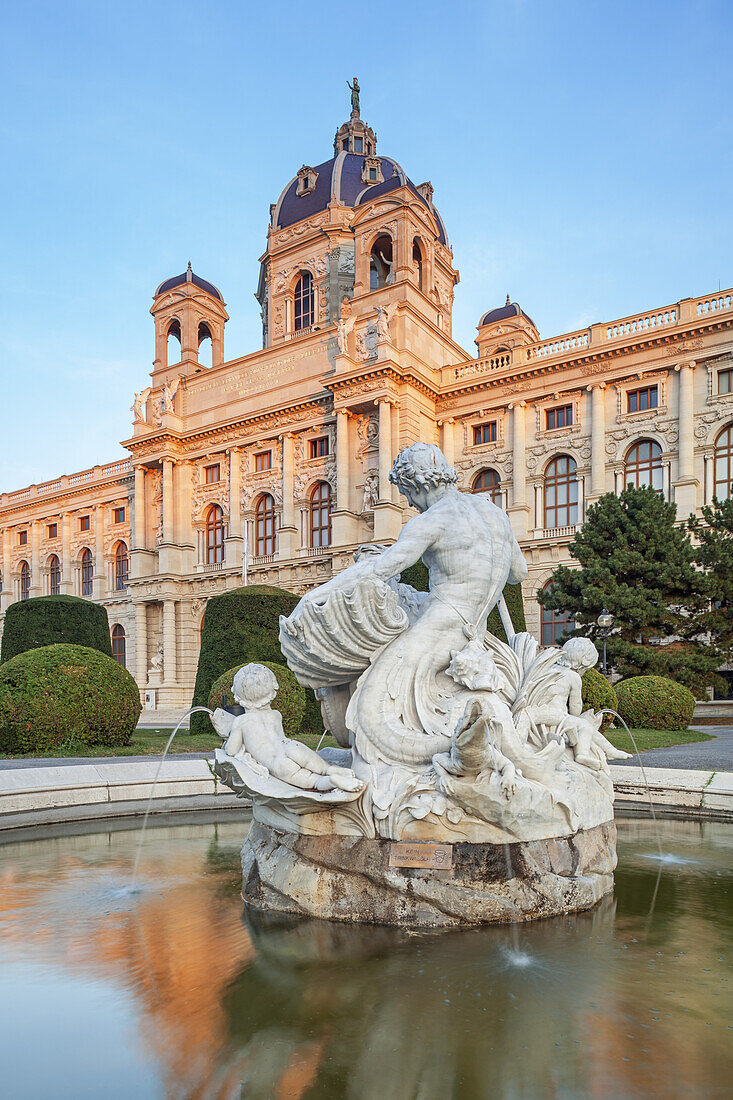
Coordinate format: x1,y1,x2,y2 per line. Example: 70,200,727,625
140,387,151,402
344,315,356,335
386,301,399,322
170,377,181,398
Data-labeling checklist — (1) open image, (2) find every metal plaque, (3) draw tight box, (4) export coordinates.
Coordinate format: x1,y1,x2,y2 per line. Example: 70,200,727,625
388,842,453,870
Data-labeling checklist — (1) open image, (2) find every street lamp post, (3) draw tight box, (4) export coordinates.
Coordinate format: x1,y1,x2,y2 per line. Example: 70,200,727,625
597,610,614,676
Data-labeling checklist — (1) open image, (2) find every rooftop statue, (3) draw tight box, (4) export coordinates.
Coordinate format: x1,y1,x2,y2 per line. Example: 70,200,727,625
347,76,360,116
216,442,628,925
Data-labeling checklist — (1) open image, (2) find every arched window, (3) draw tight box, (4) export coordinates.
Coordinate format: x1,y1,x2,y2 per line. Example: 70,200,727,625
294,272,314,331
472,468,501,505
19,560,30,601
255,494,277,557
198,321,213,368
309,482,332,548
80,548,93,596
714,425,733,500
544,456,578,530
624,439,663,492
370,235,393,291
205,505,225,564
166,318,181,366
49,554,61,596
540,583,575,646
111,624,126,668
114,542,129,591
412,239,423,292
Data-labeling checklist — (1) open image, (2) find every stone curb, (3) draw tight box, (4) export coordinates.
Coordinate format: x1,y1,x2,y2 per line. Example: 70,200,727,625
609,765,733,820
0,760,730,832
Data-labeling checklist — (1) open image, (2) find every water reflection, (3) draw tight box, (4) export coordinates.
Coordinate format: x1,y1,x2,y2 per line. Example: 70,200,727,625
0,814,730,1100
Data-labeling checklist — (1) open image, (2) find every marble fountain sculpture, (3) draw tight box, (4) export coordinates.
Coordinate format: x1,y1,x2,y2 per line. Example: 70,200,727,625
213,443,629,927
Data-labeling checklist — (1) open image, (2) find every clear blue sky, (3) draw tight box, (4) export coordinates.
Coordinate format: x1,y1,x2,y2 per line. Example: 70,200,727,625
1,0,731,492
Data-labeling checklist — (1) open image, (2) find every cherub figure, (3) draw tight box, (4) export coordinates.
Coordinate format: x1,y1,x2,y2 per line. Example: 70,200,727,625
532,638,630,769
212,663,363,793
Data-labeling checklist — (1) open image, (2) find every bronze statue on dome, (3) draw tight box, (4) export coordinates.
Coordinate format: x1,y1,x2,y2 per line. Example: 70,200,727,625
348,77,360,115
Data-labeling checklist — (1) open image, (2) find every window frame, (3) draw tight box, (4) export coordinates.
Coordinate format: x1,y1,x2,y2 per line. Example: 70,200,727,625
624,438,664,492
472,421,498,446
49,554,61,596
294,271,314,331
204,463,221,485
309,482,332,549
18,530,27,546
309,436,329,460
472,468,501,504
47,523,58,539
19,560,30,601
627,385,659,413
718,369,733,396
543,455,579,530
255,494,277,557
79,516,90,532
113,507,125,525
114,542,129,591
111,624,126,668
545,404,573,432
540,592,576,646
80,548,93,596
205,505,225,564
714,424,733,500
254,450,272,472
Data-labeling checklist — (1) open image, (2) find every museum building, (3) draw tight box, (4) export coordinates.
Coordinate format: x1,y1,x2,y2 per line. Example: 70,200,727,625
1,99,732,706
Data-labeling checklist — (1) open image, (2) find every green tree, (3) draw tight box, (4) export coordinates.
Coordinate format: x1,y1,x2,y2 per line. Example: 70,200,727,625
538,486,717,694
689,496,733,671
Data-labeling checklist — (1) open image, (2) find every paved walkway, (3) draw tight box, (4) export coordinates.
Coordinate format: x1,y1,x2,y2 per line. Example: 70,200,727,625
613,725,733,771
2,727,733,773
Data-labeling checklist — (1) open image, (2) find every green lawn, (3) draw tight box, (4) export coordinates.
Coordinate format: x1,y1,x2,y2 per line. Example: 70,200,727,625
0,725,715,762
0,728,339,760
606,727,715,755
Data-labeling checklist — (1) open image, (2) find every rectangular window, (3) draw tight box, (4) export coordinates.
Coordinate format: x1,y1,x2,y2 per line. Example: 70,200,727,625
719,370,733,395
18,530,27,545
113,507,125,524
205,464,220,484
309,436,329,459
79,516,90,532
473,422,497,446
546,404,573,431
369,168,377,181
354,137,363,152
47,524,57,539
255,450,272,472
627,385,658,413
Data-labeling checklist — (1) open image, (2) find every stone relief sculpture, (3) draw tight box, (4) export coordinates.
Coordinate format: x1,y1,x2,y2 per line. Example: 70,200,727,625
361,469,379,510
336,298,355,354
215,442,629,926
375,302,398,344
163,376,181,414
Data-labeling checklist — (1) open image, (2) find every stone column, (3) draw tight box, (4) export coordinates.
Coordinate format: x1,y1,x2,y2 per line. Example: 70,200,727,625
705,454,714,504
678,363,696,479
162,599,176,687
576,474,584,525
135,603,147,689
1,527,10,612
440,419,456,465
336,410,350,512
588,383,607,498
511,403,527,505
229,449,242,537
162,459,174,543
61,512,72,594
134,466,146,550
93,506,106,600
390,401,401,505
534,483,543,533
279,434,297,559
29,520,41,597
377,398,392,503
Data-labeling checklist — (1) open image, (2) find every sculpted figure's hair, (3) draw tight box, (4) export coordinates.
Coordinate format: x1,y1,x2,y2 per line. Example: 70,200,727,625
557,637,598,672
389,443,458,492
232,663,279,708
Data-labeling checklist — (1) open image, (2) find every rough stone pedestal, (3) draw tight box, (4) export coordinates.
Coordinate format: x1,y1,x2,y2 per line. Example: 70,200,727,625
241,819,617,928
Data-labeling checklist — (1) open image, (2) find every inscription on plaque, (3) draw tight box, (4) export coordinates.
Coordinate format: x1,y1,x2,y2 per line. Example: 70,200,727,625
388,842,453,870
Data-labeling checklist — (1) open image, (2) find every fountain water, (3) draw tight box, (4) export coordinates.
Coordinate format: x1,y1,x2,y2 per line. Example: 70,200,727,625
600,709,664,860
130,706,214,891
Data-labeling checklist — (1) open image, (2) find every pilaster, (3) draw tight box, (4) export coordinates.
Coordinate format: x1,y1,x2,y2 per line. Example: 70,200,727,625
674,361,699,514
278,433,298,559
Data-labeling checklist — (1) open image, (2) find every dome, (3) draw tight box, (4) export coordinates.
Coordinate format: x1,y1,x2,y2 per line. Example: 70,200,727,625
155,263,223,302
272,152,448,245
479,297,536,329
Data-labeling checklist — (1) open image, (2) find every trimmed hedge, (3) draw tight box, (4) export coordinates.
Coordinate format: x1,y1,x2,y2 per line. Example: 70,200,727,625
208,660,305,738
191,585,323,736
0,644,140,754
400,560,526,643
582,668,618,731
616,675,695,732
1,595,113,664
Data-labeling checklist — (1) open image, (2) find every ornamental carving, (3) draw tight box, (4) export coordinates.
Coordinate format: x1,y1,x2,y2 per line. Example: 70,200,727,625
664,337,704,357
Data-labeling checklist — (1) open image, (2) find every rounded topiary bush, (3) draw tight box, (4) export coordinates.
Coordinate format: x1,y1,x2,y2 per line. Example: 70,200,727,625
616,675,695,731
582,668,618,731
1,595,113,663
208,660,305,738
191,585,323,737
0,644,141,754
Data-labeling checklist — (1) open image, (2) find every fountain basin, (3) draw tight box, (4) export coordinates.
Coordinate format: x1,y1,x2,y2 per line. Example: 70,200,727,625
241,818,617,926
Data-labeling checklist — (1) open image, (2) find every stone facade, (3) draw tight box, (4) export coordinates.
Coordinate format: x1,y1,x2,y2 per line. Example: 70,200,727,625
1,103,732,705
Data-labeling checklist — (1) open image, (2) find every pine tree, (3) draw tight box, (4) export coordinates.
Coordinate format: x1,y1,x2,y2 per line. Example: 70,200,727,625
689,497,733,669
538,486,717,694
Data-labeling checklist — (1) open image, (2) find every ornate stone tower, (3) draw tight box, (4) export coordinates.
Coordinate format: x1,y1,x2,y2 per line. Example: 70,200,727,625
150,263,229,377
